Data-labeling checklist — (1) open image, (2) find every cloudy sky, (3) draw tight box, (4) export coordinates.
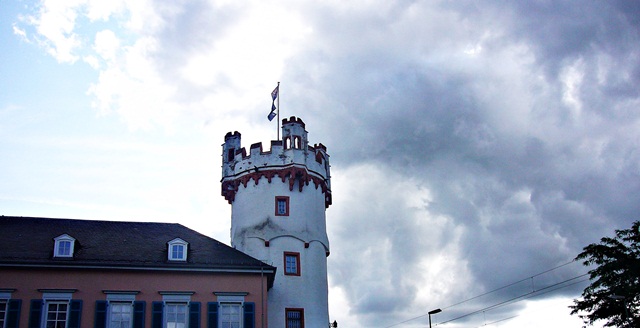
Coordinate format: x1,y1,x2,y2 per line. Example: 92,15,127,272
2,0,639,327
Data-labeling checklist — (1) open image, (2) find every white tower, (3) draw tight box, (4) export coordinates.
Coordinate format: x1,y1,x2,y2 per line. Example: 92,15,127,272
222,116,332,328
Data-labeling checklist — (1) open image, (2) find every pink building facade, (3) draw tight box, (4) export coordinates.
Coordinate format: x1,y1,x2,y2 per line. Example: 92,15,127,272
0,216,276,328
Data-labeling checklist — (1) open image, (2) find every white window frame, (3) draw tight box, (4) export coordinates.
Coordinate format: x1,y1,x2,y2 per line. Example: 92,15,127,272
53,234,75,258
167,238,188,261
108,302,133,328
215,294,246,328
105,292,137,328
164,303,188,328
0,298,7,328
161,293,192,328
42,292,73,328
0,290,16,328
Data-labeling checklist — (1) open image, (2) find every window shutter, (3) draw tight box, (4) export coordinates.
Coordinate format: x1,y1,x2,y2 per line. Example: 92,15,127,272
6,299,21,328
206,302,218,328
133,301,146,328
243,302,255,328
28,299,43,328
152,301,164,328
68,300,83,328
94,300,108,328
189,302,201,328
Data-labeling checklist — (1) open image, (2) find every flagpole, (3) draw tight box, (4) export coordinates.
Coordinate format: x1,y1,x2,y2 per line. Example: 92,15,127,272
277,81,280,141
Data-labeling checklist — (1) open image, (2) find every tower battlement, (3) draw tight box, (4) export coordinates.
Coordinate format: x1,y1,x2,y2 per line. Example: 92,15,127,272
221,116,331,208
282,116,306,128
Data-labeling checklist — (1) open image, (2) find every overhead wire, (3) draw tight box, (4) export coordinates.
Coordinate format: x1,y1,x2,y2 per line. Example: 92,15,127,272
441,259,579,311
436,273,589,326
383,258,586,328
468,276,591,328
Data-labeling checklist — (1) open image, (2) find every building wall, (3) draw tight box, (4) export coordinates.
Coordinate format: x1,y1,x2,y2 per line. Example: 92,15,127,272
231,177,330,327
1,267,269,328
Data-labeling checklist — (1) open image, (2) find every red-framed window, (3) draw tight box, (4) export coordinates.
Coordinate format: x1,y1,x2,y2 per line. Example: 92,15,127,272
284,252,300,276
285,308,304,328
275,196,290,216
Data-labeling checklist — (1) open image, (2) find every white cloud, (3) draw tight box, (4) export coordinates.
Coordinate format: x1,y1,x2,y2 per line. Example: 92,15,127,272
93,29,120,63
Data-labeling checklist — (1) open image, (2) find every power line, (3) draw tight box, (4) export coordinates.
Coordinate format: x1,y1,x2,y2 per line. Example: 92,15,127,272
468,276,591,328
442,259,579,311
383,259,584,328
437,273,589,326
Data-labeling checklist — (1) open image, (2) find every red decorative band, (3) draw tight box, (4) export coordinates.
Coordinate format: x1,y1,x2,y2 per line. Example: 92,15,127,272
222,166,332,208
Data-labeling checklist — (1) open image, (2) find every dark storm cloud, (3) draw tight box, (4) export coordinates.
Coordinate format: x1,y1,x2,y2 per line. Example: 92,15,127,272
282,1,640,325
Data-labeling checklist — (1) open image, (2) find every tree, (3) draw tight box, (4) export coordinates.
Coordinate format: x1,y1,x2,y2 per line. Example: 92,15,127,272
570,221,640,327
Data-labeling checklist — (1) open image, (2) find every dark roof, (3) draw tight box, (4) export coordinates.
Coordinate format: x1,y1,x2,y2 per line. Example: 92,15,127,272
0,216,275,284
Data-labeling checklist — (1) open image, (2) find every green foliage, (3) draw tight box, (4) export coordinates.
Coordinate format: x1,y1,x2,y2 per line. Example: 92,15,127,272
570,221,640,327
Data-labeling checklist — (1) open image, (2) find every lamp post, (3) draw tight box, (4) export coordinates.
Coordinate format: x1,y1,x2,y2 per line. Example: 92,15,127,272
609,295,629,326
428,309,442,328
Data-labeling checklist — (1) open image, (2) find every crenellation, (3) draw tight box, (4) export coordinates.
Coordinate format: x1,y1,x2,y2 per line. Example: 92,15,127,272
282,116,306,128
224,131,241,140
221,117,331,208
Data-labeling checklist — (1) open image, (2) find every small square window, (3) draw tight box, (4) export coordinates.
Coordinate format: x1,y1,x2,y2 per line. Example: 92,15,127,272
284,252,300,276
275,196,290,216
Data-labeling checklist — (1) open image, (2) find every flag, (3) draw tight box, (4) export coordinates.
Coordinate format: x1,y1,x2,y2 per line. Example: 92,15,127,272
268,84,279,121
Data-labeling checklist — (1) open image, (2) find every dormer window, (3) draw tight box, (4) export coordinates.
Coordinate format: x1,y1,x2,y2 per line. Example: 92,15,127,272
168,238,188,261
54,234,75,258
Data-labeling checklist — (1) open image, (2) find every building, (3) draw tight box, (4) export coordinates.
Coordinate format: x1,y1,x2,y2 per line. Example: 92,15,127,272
0,216,276,328
221,116,332,328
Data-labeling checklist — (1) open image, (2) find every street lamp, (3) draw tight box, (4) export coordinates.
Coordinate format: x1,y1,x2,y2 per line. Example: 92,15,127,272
609,295,629,325
428,309,442,328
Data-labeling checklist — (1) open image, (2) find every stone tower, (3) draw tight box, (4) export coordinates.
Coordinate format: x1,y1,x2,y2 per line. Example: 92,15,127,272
221,116,332,328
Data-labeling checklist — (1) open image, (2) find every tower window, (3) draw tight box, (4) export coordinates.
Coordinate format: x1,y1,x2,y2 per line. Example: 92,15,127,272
227,148,235,162
275,196,290,216
285,308,304,328
284,252,300,276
